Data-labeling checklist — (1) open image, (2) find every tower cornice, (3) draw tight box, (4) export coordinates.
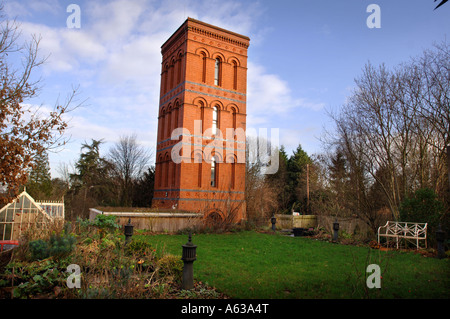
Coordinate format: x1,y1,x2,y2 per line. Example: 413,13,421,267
161,17,250,55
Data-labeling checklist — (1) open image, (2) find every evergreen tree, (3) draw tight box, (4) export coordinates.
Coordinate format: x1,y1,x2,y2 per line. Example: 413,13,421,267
67,139,116,218
25,150,52,199
328,149,349,212
132,166,155,207
286,144,311,212
265,145,290,213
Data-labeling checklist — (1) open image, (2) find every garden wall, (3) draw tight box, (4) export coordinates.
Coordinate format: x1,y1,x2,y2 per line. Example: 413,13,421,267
272,214,372,238
273,214,318,229
317,215,372,237
89,208,203,232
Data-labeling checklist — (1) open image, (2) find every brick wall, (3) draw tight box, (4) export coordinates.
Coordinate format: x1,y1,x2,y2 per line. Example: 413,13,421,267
153,18,250,222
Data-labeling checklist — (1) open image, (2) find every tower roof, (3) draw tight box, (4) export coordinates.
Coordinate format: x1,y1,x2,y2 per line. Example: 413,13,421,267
161,17,250,54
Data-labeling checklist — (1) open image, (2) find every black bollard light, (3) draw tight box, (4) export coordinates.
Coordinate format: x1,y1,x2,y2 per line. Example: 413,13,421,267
181,232,197,290
436,224,445,259
332,219,339,243
271,214,277,232
124,218,134,245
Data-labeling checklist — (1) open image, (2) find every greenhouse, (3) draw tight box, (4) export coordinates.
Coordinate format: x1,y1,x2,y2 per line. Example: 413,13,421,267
0,190,64,251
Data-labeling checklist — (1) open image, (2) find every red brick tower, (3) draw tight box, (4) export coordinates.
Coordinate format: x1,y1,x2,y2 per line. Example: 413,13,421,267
152,18,250,223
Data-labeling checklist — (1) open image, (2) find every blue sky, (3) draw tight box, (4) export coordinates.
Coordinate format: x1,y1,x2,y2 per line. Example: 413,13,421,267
3,0,449,177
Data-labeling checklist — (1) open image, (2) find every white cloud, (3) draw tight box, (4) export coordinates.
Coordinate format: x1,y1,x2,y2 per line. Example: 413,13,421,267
4,0,62,17
85,0,148,43
247,62,296,115
193,0,262,36
247,62,324,127
99,35,161,87
11,0,319,171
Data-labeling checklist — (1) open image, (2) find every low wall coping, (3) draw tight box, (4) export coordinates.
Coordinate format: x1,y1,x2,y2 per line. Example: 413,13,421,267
89,208,202,218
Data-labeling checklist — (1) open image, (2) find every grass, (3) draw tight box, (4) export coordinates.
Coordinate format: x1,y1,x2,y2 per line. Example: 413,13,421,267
136,231,450,299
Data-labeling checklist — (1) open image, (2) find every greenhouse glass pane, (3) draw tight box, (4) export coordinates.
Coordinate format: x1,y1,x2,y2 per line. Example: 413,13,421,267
21,195,30,208
6,208,14,222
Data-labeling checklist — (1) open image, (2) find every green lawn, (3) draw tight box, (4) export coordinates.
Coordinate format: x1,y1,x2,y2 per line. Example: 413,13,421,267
137,231,449,299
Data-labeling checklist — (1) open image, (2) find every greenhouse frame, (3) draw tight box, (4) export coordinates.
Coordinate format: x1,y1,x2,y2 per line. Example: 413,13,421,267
0,190,64,251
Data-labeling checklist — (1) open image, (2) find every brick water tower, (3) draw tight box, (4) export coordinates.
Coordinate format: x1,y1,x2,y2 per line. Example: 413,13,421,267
152,18,249,223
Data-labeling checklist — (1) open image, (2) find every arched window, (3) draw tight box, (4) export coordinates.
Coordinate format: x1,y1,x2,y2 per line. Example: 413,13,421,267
160,109,165,140
177,54,182,84
166,109,172,138
212,106,218,135
170,59,175,89
200,101,205,133
214,58,221,86
164,154,170,187
173,102,179,132
232,60,238,90
194,151,203,188
231,107,237,131
171,161,176,186
163,64,169,93
211,155,218,187
231,156,236,189
158,154,163,187
201,52,207,83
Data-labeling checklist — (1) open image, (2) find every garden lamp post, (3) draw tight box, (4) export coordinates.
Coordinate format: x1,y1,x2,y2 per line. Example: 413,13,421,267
332,219,340,243
124,218,134,245
271,214,277,232
436,224,445,259
182,232,197,290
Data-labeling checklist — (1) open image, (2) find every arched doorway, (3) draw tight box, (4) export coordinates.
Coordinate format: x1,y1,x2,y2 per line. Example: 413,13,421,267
204,210,224,228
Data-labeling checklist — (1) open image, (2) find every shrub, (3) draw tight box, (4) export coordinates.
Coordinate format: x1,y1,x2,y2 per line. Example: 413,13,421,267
126,238,155,257
100,237,117,251
48,232,77,258
29,240,50,261
400,188,444,226
157,254,183,281
92,214,120,232
2,259,67,298
28,231,76,261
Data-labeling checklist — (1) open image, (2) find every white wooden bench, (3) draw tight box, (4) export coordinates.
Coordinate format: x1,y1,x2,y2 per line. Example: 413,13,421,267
377,221,427,249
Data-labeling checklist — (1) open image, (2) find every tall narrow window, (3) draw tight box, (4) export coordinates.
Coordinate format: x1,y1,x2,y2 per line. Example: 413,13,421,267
211,156,217,187
201,52,207,83
232,107,237,131
195,152,202,188
174,105,179,131
200,102,205,133
164,65,169,93
158,155,163,187
233,61,238,90
164,155,169,187
198,161,202,187
214,58,221,86
170,59,175,89
177,55,182,84
166,110,172,138
171,162,176,186
160,110,165,139
212,106,218,135
231,157,236,189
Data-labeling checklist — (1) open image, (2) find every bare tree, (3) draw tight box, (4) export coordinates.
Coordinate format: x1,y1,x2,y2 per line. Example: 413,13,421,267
245,136,280,223
0,7,80,205
325,41,449,225
108,134,152,207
